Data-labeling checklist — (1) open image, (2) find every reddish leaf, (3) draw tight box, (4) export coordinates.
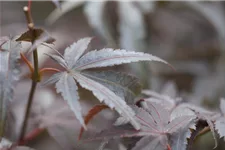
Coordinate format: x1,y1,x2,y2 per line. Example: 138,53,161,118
78,104,109,140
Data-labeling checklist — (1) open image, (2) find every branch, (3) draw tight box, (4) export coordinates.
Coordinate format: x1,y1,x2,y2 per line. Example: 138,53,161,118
18,4,40,142
28,0,31,11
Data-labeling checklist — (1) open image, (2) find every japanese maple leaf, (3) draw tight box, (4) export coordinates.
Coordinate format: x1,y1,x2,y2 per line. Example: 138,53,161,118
143,86,219,148
0,37,21,137
42,37,169,129
81,101,194,150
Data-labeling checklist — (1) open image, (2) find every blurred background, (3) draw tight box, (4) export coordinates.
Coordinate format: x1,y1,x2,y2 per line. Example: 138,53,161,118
1,1,225,150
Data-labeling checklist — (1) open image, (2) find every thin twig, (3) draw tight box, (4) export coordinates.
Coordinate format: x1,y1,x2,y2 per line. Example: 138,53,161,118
18,4,40,142
28,0,31,11
23,6,39,81
18,81,37,142
20,53,34,73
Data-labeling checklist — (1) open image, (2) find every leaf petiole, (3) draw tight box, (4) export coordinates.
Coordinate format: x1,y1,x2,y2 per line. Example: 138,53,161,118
20,53,34,73
39,68,60,74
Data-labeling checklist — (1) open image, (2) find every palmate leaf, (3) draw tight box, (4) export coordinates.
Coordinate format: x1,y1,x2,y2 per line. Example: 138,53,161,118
81,101,194,150
0,38,21,136
83,102,194,150
44,37,170,130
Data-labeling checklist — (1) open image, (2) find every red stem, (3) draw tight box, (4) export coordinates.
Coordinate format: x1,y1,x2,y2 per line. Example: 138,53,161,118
39,67,60,74
20,53,34,73
18,128,45,145
28,0,31,11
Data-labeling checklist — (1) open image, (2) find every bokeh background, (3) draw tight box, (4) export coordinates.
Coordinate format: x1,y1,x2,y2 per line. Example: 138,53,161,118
1,1,225,150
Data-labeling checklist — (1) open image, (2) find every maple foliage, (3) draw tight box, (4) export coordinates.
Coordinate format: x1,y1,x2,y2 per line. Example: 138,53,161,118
79,104,109,140
1,1,225,150
42,37,169,130
80,100,195,150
